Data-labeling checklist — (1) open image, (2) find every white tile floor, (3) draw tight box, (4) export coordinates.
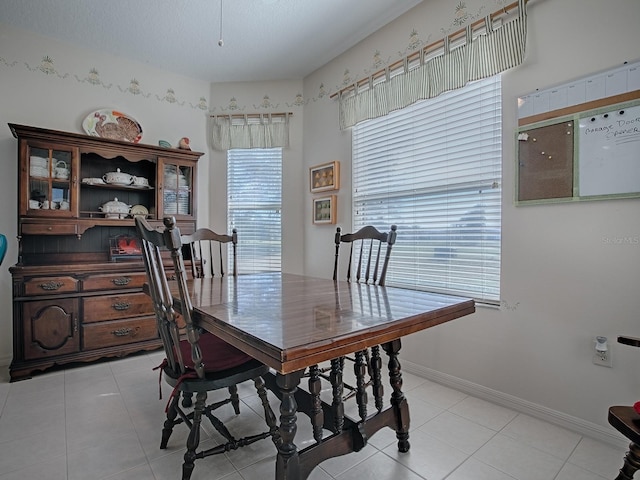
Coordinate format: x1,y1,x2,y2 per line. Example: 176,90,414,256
0,351,629,480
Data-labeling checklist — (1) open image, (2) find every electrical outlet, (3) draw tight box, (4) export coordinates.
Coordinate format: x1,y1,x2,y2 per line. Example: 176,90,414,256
593,351,612,367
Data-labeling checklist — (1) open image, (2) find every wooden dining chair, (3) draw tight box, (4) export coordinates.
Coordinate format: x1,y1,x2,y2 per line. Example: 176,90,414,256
180,227,237,279
178,226,237,408
609,335,640,480
333,225,397,287
135,216,278,480
313,224,397,417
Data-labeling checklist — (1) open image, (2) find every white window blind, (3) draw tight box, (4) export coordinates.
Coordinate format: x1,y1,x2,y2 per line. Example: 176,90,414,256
352,75,502,303
227,148,282,273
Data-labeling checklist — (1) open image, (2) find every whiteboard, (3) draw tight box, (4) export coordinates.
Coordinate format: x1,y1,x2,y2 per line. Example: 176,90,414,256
578,102,640,197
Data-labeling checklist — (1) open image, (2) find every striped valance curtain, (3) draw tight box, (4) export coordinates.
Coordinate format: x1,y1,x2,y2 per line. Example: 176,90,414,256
338,0,527,130
211,113,290,150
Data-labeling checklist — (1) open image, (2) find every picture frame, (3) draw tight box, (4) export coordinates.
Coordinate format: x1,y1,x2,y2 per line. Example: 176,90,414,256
313,195,337,224
310,161,340,193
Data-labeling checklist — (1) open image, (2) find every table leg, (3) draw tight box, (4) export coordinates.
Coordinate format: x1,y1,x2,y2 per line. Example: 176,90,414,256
382,338,410,453
275,370,305,480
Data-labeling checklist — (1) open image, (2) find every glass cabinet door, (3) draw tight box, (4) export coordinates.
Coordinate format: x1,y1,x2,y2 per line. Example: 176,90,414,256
27,145,75,217
160,160,194,218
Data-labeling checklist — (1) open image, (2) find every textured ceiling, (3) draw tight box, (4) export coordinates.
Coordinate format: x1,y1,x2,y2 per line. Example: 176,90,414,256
0,0,422,83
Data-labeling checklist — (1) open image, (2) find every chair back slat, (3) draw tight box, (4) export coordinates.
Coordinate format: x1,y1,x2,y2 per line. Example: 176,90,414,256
181,228,237,279
136,216,205,379
333,225,397,286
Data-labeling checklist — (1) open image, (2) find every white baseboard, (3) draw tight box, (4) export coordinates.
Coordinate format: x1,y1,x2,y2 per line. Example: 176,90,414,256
401,360,628,449
0,355,11,369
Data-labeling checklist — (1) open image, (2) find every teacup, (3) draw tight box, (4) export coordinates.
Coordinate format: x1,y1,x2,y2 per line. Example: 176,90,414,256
29,199,41,209
132,176,149,187
41,200,50,209
59,200,70,210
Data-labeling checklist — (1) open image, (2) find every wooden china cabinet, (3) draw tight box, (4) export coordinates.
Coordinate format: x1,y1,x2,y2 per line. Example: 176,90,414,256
8,123,202,381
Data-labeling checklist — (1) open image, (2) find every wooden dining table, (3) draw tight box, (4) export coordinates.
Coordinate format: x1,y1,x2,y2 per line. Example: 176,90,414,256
175,272,475,480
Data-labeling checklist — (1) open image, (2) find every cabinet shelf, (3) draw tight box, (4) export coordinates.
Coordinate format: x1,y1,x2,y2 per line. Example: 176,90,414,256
80,183,155,191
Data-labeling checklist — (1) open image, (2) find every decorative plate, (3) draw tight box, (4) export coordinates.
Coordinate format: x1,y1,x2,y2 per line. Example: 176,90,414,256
82,109,143,143
130,204,149,217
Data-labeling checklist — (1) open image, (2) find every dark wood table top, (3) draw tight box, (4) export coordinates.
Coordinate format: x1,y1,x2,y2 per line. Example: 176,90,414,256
182,273,475,374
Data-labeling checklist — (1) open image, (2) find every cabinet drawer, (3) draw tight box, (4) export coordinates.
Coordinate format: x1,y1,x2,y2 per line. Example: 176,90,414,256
83,272,147,291
83,293,154,323
24,276,79,295
21,223,78,235
83,316,158,350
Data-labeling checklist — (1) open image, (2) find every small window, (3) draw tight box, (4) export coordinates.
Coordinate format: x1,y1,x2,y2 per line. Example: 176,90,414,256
227,148,282,273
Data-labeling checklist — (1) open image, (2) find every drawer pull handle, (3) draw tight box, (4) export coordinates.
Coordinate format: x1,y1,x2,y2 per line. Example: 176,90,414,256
112,277,132,286
112,302,131,311
111,327,138,337
39,281,64,291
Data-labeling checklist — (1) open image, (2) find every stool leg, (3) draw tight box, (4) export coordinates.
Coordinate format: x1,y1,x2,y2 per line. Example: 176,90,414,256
616,442,640,480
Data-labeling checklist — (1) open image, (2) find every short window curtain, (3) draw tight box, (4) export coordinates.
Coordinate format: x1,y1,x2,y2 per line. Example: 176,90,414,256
212,114,290,150
227,148,282,273
352,75,502,303
339,0,526,130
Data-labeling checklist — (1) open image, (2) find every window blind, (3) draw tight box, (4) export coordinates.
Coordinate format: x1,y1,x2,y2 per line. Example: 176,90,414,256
352,75,502,303
227,148,282,273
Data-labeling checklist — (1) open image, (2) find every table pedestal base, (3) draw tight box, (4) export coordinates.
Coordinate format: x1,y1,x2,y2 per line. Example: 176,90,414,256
265,338,410,480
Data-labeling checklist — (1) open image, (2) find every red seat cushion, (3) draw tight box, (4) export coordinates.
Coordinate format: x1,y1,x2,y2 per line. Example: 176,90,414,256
178,331,254,372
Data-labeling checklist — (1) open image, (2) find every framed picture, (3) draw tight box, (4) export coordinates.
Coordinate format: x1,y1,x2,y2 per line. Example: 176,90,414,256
313,195,337,224
310,161,340,193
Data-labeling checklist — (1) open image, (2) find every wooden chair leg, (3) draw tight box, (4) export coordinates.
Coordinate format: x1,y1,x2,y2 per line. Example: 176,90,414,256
183,391,207,480
161,394,180,449
370,345,384,412
616,442,640,480
307,365,324,442
330,358,345,432
354,350,368,422
254,375,279,442
229,385,241,414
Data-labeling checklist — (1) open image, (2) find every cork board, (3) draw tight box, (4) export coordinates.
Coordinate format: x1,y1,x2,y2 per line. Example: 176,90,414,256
517,120,575,202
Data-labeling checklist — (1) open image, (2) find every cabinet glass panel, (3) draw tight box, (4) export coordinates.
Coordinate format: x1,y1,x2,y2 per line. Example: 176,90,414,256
28,147,72,213
162,163,193,217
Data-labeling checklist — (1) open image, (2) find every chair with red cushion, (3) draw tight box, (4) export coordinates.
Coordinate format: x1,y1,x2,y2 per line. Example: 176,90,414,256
135,216,277,480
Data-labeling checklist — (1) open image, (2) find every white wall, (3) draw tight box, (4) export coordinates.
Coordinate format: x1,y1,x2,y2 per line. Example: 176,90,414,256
302,0,640,437
0,24,211,366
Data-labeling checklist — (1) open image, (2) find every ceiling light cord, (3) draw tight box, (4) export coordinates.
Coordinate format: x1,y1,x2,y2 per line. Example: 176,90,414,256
218,0,224,47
